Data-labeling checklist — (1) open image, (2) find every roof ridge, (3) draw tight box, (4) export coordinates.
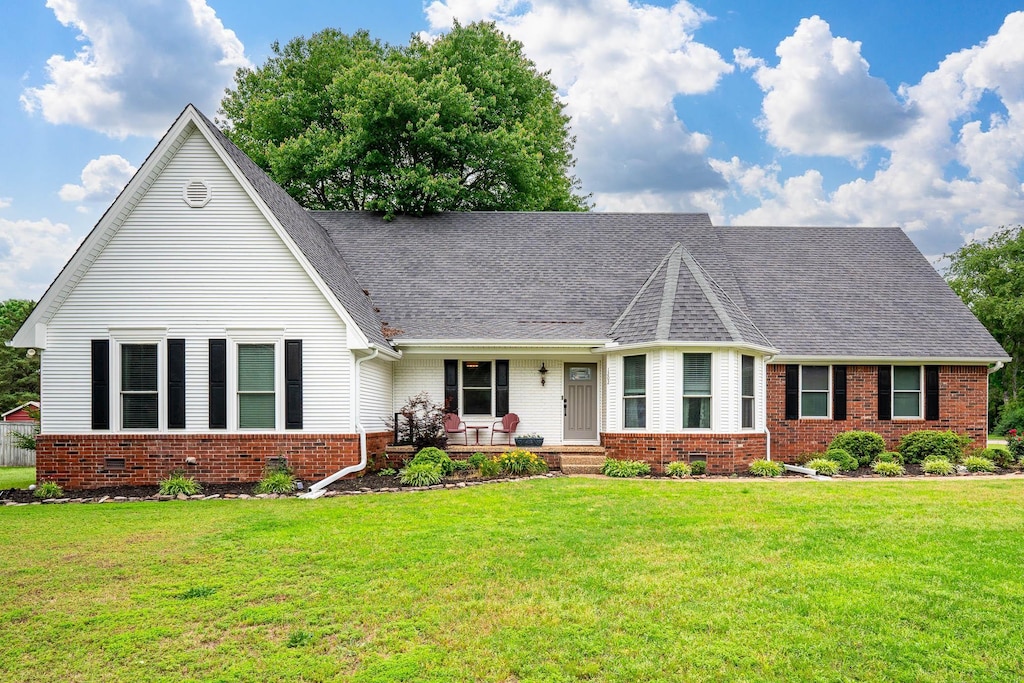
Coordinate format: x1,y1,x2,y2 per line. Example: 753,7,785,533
608,246,675,336
655,244,683,341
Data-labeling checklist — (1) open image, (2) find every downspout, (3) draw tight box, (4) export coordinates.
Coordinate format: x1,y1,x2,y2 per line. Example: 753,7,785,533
301,347,380,498
988,361,1005,375
763,354,776,461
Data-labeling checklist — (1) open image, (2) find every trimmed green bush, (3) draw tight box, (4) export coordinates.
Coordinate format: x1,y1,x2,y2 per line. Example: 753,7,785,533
253,469,296,494
874,451,904,464
922,457,956,476
410,447,455,476
665,461,691,478
399,462,443,486
467,452,488,469
829,430,885,467
963,455,996,473
872,461,905,477
497,449,548,475
748,459,784,477
824,448,858,472
33,481,64,500
898,430,970,464
978,446,1015,469
806,458,839,476
450,459,473,472
159,471,202,496
690,460,707,476
601,458,652,478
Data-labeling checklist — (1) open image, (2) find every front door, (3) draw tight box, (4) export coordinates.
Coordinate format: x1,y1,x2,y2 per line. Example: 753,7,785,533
564,363,598,441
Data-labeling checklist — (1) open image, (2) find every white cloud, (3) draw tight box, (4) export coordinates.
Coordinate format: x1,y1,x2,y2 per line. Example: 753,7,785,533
0,198,11,209
59,154,136,203
0,218,81,299
423,0,733,202
21,0,249,139
738,16,917,158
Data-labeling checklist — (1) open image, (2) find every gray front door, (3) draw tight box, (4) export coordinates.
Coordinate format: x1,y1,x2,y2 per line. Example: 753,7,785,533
564,363,598,441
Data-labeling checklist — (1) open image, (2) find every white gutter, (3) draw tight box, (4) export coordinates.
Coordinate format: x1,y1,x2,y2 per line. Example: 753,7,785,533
301,347,381,499
591,340,779,355
989,360,1005,375
763,353,775,461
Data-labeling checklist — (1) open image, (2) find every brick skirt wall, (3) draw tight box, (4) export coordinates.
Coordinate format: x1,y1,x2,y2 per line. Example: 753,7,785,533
766,364,989,460
36,431,393,489
602,432,768,474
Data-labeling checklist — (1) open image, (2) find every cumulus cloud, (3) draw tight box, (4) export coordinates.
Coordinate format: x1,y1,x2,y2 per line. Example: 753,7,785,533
21,0,249,139
424,0,733,205
0,218,81,299
0,198,11,209
59,154,136,203
737,16,918,158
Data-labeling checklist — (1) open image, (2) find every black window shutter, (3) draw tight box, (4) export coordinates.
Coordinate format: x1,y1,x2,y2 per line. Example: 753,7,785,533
832,365,847,421
444,359,458,413
285,340,303,429
167,339,186,429
925,365,940,420
784,365,799,420
91,339,110,430
877,365,892,420
209,339,227,429
495,359,509,417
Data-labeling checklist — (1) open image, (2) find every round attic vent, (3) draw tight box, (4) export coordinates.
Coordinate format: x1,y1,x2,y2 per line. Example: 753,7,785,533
182,179,212,208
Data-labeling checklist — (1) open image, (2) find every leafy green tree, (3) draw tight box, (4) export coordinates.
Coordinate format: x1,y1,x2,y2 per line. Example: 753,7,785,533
946,225,1024,424
0,299,40,412
219,22,588,217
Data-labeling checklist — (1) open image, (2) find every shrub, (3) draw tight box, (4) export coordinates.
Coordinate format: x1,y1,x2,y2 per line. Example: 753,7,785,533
898,430,970,464
409,447,455,476
254,468,296,494
497,449,548,475
601,458,651,478
1007,429,1024,463
978,446,1015,469
33,481,64,499
159,471,202,496
378,467,398,477
386,392,447,450
450,459,472,472
994,404,1024,436
665,461,691,478
829,430,885,467
399,462,443,486
467,452,488,469
922,457,955,475
748,459,784,477
872,461,905,477
874,451,904,464
824,448,858,472
478,457,502,477
963,455,996,473
690,460,707,476
793,452,818,466
805,458,839,476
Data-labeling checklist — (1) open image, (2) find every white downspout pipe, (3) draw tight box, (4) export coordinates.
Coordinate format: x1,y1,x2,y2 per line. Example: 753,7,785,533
301,347,379,498
763,354,776,461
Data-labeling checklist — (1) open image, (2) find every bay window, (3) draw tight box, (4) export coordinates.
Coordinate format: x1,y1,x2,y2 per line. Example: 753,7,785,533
683,353,711,429
623,354,646,428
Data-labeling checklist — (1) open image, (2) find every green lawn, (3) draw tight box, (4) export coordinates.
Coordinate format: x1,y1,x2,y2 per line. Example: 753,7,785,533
0,466,34,490
2,478,1024,682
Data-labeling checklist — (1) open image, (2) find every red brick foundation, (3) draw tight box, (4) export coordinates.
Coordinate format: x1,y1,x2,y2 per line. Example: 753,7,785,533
767,364,989,460
35,431,394,489
601,432,768,474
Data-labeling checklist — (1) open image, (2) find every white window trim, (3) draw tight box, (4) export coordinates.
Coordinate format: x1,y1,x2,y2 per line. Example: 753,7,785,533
799,364,831,420
622,354,647,430
741,354,755,430
681,352,713,431
460,359,495,418
892,365,924,420
110,331,166,433
228,334,284,431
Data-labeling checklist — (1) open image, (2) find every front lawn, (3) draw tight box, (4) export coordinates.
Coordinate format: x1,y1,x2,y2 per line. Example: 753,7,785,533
0,466,34,490
2,478,1023,681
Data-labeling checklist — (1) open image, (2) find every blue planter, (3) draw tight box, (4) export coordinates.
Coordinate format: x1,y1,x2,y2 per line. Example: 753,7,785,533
515,437,544,447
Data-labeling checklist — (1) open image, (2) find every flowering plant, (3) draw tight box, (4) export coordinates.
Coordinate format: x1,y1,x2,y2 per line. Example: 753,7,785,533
1007,428,1024,463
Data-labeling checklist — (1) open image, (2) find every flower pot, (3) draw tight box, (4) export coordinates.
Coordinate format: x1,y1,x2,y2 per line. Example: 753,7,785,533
515,437,544,447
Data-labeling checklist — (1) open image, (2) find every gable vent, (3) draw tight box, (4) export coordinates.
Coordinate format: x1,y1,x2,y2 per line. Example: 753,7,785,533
182,179,212,208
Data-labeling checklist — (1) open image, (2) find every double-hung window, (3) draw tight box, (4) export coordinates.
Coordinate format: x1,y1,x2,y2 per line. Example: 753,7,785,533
238,343,276,428
741,355,755,429
121,344,158,429
800,366,830,418
462,361,492,415
682,353,711,429
892,366,922,418
623,355,646,428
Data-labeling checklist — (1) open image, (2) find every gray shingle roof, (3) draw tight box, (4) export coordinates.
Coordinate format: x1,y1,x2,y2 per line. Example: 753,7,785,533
193,109,390,349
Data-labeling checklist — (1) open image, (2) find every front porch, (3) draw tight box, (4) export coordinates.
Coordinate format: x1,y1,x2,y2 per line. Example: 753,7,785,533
385,444,607,474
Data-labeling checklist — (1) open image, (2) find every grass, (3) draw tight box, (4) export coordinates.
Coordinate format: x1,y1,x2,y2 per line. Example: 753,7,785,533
0,466,34,490
2,478,1024,681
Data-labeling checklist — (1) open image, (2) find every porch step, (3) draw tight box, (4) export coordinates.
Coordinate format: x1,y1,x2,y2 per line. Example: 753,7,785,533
560,454,606,475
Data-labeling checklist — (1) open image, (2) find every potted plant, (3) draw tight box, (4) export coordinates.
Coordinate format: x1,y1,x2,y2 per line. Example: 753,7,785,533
515,433,544,447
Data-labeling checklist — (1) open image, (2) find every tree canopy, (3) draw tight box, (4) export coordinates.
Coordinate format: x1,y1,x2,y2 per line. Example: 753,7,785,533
219,22,588,217
0,299,39,412
946,225,1024,419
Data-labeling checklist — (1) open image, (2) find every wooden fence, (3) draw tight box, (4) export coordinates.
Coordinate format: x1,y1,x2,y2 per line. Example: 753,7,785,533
0,423,37,467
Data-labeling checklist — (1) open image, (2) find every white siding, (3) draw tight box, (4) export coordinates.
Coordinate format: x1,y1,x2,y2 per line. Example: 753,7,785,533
392,357,445,411
42,127,353,434
359,356,394,432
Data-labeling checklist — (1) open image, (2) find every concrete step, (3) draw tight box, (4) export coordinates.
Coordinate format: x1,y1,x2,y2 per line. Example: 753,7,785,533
560,454,607,467
562,463,605,475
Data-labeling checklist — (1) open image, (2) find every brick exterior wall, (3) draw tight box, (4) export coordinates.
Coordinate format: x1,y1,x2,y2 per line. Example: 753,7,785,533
766,364,989,460
36,431,393,489
601,432,768,474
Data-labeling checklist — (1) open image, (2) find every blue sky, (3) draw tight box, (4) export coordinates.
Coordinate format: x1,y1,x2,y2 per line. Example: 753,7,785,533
2,0,1023,299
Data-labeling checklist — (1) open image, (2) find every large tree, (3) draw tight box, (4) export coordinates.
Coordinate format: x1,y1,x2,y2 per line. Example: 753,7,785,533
946,225,1024,420
0,299,39,412
219,22,588,217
